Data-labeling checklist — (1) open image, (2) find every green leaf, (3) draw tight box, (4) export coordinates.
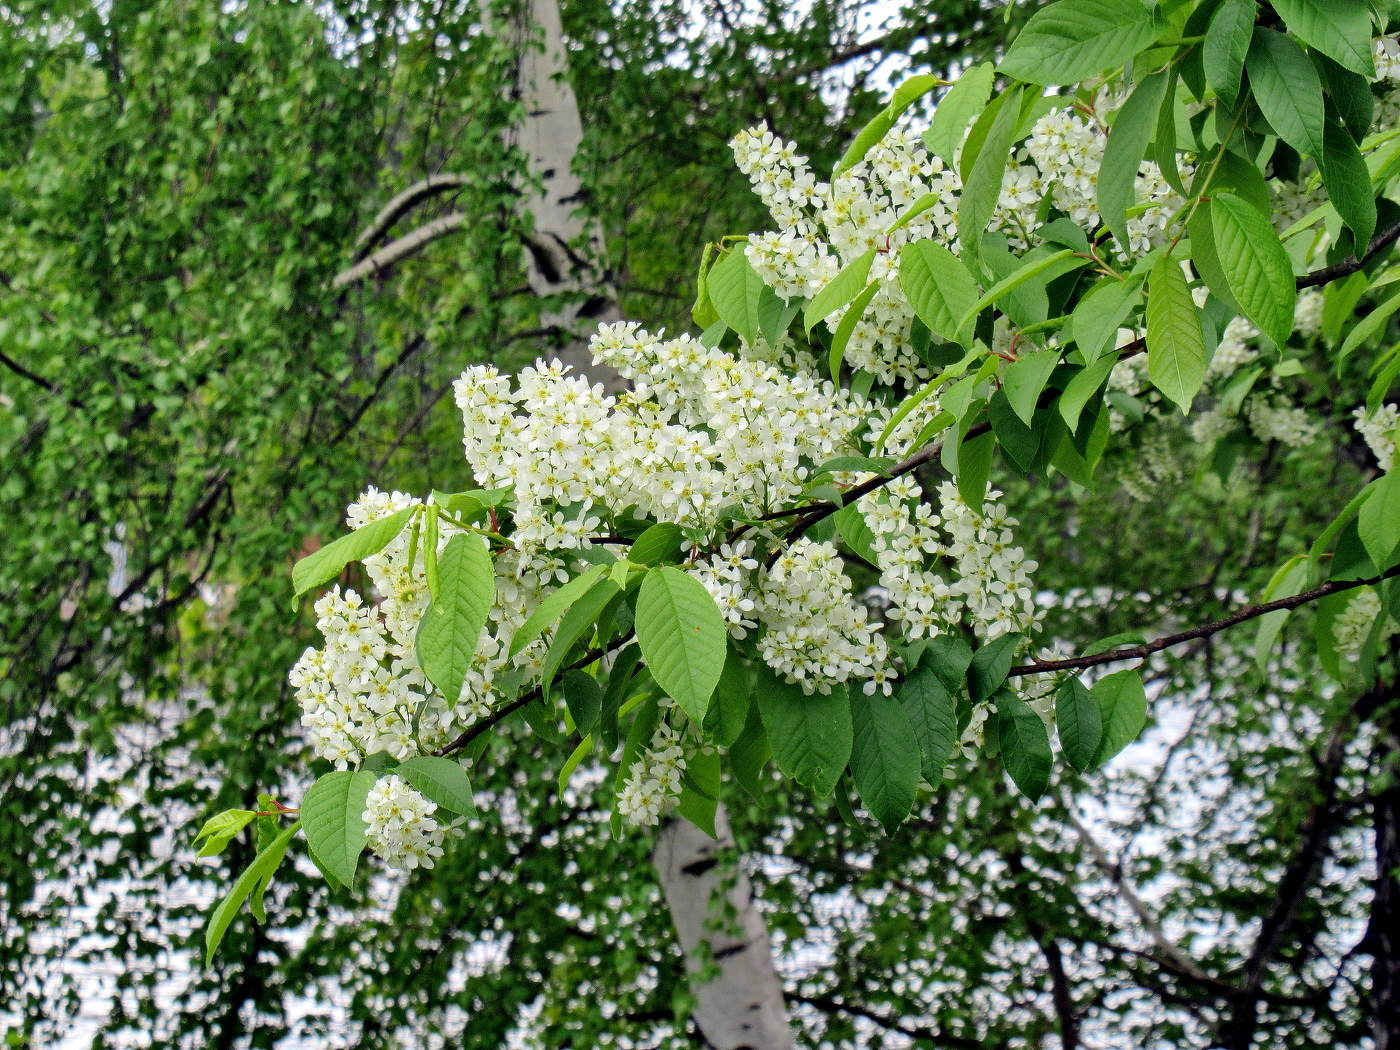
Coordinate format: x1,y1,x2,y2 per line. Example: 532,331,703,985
630,523,684,566
1003,348,1061,426
919,635,974,695
754,665,852,797
560,668,604,736
691,242,719,330
635,565,727,724
1271,0,1375,76
300,770,376,888
923,62,995,166
1247,28,1326,159
708,246,767,346
957,249,1085,335
998,0,1159,85
702,649,752,747
1359,471,1400,569
416,533,495,703
1202,0,1255,109
1099,71,1170,249
828,280,880,378
805,249,876,335
557,734,593,794
729,703,772,799
1210,192,1296,348
1254,555,1311,670
192,809,257,858
968,634,1022,701
1092,669,1148,767
995,692,1052,801
677,750,721,837
899,239,980,347
1146,255,1207,412
990,391,1041,473
1071,277,1142,364
850,694,921,833
1318,54,1375,141
291,506,414,603
1059,355,1118,431
958,86,1025,271
836,74,941,174
542,579,621,685
834,502,880,565
508,564,610,658
897,669,959,782
1338,285,1400,367
956,429,996,507
1055,677,1102,773
395,756,475,815
1319,119,1377,252
205,819,300,965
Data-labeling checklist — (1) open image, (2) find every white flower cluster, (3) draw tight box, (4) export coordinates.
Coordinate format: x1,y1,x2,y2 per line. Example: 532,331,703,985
1355,404,1398,471
1248,394,1321,448
756,538,891,695
362,773,447,870
616,721,688,827
936,481,1041,640
1333,587,1398,659
688,541,760,639
1209,317,1260,376
1019,96,1186,255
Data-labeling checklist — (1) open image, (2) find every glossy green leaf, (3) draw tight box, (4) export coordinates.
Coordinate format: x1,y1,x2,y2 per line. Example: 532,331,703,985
968,634,1022,701
923,62,995,165
1055,677,1102,772
995,692,1052,801
1247,28,1325,159
897,668,959,782
630,523,684,566
1359,470,1400,569
1003,348,1061,426
635,565,727,724
958,86,1024,270
1271,0,1374,76
1210,192,1296,347
1092,669,1148,766
850,694,921,833
707,245,767,346
1071,276,1142,363
805,249,876,335
1202,0,1255,109
1319,118,1377,252
416,533,495,703
541,578,621,685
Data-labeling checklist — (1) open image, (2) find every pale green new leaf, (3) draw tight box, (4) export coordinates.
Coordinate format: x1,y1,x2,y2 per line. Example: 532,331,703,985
291,506,415,603
707,246,767,346
204,819,301,966
958,86,1025,271
923,62,995,165
1099,71,1170,249
1146,256,1207,413
828,281,880,377
805,249,876,335
192,809,257,858
541,579,621,685
899,239,980,347
1254,555,1310,671
1071,276,1142,363
635,566,727,724
836,74,941,174
508,565,609,660
1003,348,1061,426
416,533,495,703
998,0,1158,86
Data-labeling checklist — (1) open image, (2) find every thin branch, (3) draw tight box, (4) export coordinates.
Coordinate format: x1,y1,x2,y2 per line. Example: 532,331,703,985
1067,810,1211,981
0,348,58,394
333,212,469,289
351,174,471,259
1295,219,1400,290
435,633,634,757
1009,564,1400,677
788,992,985,1049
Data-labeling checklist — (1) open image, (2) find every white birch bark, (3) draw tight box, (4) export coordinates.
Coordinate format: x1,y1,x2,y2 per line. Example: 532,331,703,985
653,805,798,1049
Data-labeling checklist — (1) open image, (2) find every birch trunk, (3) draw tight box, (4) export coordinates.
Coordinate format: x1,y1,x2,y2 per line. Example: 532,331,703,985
653,805,798,1049
513,5,794,1040
512,0,623,388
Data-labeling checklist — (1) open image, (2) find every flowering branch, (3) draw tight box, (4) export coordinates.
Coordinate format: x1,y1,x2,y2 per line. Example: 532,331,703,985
1008,563,1400,677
